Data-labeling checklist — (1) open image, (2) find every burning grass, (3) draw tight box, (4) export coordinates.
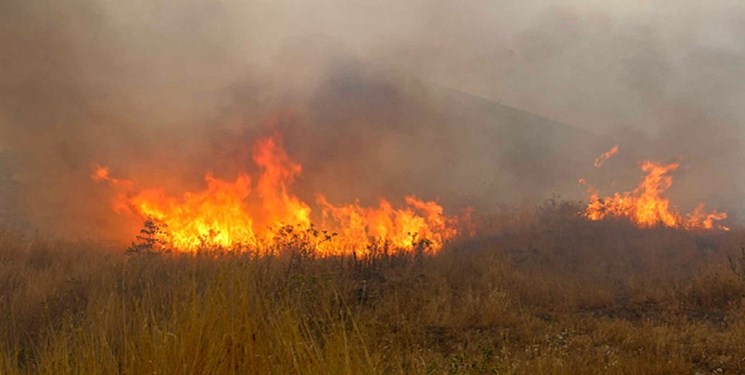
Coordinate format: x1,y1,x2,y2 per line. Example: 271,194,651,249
94,131,462,255
0,203,744,374
583,160,728,230
0,207,745,374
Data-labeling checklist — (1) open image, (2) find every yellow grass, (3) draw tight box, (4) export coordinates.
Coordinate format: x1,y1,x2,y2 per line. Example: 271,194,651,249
0,203,744,374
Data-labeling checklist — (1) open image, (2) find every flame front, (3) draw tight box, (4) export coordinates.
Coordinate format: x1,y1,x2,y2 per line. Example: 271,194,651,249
130,174,257,249
316,195,458,253
94,132,460,254
584,161,727,230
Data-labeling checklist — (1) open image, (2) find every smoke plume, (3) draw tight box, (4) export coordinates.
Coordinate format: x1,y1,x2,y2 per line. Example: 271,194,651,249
1,0,743,239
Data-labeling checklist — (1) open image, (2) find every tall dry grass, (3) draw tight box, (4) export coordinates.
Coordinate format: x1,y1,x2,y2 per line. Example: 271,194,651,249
0,201,744,374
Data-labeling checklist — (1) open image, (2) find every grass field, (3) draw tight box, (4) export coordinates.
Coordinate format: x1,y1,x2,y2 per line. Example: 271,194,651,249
0,201,744,374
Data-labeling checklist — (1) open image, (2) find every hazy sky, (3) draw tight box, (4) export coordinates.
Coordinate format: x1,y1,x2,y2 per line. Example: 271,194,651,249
1,0,744,236
5,0,738,133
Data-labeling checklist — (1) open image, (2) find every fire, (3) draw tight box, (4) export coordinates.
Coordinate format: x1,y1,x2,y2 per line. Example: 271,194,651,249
91,164,111,181
593,144,619,167
584,160,727,230
94,132,460,254
316,195,458,252
92,164,133,213
129,174,258,249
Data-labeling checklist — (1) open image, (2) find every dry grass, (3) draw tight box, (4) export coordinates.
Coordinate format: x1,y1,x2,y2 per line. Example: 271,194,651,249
0,202,744,374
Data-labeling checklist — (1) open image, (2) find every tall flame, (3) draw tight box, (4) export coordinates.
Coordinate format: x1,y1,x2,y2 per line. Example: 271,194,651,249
94,132,461,253
584,161,727,230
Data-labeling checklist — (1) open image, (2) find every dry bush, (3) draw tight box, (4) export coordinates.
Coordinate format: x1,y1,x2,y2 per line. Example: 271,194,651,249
0,202,743,374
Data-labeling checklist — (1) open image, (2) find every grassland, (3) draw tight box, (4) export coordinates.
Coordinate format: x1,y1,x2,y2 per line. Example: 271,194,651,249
0,201,744,374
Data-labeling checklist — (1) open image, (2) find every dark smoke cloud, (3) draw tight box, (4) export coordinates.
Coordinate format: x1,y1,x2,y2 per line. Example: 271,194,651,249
1,0,743,239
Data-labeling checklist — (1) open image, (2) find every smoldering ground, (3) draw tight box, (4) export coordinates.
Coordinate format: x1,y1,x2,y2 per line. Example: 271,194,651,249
0,0,743,240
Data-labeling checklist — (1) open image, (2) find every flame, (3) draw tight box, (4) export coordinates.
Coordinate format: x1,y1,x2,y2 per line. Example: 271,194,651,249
129,174,258,249
92,164,133,213
584,161,727,230
94,132,460,253
91,164,111,181
593,144,619,167
316,195,458,253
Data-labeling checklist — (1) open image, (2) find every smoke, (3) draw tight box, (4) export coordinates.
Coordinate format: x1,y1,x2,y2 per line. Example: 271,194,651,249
1,0,743,239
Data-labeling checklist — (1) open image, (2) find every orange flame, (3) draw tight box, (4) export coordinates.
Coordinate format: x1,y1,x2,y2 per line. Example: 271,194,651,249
316,195,458,253
94,132,461,254
92,164,133,213
584,161,727,230
593,144,619,167
129,174,258,249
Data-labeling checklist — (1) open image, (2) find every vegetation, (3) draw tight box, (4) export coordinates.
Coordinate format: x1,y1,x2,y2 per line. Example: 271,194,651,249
0,201,744,374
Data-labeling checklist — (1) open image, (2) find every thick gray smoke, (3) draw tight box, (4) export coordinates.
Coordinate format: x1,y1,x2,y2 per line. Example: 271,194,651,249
1,0,743,239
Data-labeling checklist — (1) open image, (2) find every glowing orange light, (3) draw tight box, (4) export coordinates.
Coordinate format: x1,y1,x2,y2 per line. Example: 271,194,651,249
94,132,461,253
584,160,727,230
593,144,619,167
